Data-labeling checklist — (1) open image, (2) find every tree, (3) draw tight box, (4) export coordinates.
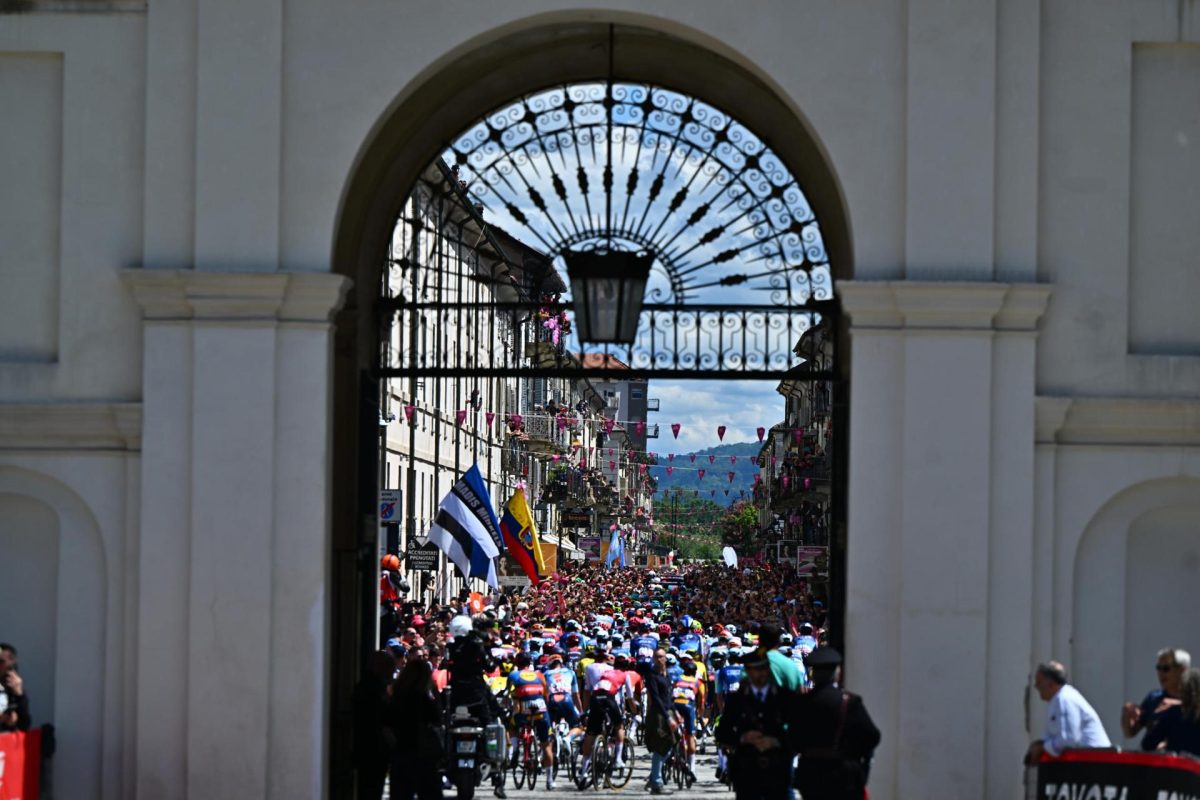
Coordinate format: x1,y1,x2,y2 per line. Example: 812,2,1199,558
718,500,758,549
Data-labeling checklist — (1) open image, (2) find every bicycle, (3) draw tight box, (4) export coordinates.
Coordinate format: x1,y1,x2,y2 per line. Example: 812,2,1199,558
551,718,577,786
574,710,635,790
509,719,541,789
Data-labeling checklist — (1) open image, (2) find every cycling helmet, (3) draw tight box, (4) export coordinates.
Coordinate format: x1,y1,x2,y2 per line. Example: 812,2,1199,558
665,653,679,666
565,632,582,647
680,614,693,629
657,623,671,636
449,615,472,638
596,631,610,642
690,620,703,632
565,619,580,632
779,633,794,645
710,650,727,667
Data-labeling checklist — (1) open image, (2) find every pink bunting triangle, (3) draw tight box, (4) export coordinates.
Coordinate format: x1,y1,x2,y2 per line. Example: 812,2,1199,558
671,423,681,438
709,455,716,464
403,405,415,423
698,469,705,480
608,448,615,457
636,421,646,436
730,455,737,464
717,425,726,440
609,461,616,471
485,411,496,427
757,426,766,442
754,474,761,484
771,457,777,467
727,471,735,483
793,427,804,443
455,409,467,425
603,418,615,434
804,478,812,489
782,475,790,488
551,454,560,463
689,454,696,463
667,466,674,476
668,453,675,462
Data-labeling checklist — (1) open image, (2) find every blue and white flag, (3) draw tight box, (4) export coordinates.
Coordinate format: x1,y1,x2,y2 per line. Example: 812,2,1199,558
605,527,623,569
428,465,505,589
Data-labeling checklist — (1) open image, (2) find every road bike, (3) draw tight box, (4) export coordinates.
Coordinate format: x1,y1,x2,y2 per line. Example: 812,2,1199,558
509,718,542,790
551,717,578,786
574,711,636,790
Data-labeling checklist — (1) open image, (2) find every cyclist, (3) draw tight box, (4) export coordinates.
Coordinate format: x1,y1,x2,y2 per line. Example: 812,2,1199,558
506,652,554,788
544,653,584,737
579,653,634,778
631,622,659,668
673,654,705,779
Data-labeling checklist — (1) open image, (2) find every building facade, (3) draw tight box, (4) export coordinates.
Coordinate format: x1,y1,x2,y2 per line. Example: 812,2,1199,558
1,3,1199,799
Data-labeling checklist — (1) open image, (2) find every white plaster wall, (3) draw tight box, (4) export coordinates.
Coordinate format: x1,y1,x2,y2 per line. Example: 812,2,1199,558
1,2,1199,799
0,13,146,401
0,456,137,800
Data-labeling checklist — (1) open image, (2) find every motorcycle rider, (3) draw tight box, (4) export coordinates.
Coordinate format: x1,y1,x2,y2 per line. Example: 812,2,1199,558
446,615,506,799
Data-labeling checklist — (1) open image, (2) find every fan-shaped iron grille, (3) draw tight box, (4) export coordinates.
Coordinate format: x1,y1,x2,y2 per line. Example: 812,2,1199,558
380,81,838,380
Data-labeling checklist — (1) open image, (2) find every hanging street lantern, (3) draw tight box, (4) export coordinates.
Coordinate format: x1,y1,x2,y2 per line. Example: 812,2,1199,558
563,248,653,345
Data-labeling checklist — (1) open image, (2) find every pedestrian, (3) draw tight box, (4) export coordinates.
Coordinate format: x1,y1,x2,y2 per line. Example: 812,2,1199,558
790,647,879,800
353,650,397,800
757,622,804,691
1142,667,1200,757
389,659,444,800
1121,647,1189,749
640,647,679,795
0,643,29,732
714,649,797,800
1025,661,1111,763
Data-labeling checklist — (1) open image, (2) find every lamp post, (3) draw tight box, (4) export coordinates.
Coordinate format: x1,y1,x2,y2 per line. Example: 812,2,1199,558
563,248,653,345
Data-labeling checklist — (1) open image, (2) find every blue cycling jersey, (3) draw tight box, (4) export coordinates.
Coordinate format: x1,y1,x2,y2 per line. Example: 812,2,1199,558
631,635,659,665
715,665,745,696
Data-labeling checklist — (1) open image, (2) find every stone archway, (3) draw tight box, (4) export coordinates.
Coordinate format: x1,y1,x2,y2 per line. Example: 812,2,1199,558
327,14,853,793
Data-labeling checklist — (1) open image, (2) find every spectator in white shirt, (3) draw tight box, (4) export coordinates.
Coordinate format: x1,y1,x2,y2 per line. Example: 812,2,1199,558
1025,661,1112,763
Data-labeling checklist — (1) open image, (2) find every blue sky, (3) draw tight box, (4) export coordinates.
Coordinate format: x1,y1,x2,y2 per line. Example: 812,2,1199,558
646,378,783,456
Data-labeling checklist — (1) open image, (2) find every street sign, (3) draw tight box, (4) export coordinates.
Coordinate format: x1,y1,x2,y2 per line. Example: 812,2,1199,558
412,533,429,548
379,489,401,523
405,541,439,570
559,509,591,528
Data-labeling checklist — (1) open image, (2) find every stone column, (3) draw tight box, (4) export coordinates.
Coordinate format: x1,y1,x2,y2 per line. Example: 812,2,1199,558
839,281,1050,800
125,270,350,800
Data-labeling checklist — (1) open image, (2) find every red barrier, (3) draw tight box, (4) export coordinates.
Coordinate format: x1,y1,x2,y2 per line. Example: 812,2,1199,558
0,730,40,800
1037,748,1200,799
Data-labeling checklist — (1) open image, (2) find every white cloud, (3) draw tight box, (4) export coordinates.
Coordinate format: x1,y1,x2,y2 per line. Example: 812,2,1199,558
647,378,783,456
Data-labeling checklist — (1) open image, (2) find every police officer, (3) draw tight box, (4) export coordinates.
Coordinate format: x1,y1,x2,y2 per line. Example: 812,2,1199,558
714,650,798,800
790,647,880,800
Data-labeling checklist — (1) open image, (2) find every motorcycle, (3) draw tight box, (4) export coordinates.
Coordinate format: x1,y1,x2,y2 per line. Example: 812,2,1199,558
446,703,507,800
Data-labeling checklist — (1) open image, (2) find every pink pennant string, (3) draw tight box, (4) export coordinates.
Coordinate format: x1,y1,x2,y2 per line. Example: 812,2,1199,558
403,405,415,423
698,469,706,480
793,427,804,443
757,426,766,442
671,423,681,439
668,453,675,462
455,409,467,425
730,456,737,464
609,461,616,471
635,421,646,435
666,466,674,476
689,454,696,463
717,425,726,441
709,455,716,464
485,411,496,427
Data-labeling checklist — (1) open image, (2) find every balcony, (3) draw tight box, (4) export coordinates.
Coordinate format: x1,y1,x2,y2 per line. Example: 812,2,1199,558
645,423,660,439
523,415,570,454
646,398,660,412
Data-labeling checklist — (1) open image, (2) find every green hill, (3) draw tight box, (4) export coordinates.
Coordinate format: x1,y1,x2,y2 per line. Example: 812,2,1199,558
649,440,762,507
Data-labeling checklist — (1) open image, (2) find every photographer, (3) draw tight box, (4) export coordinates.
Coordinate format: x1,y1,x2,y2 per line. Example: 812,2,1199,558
0,642,30,732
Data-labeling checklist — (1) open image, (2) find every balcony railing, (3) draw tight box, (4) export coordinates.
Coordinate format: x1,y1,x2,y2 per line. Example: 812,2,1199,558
645,423,660,439
523,415,570,452
646,398,660,412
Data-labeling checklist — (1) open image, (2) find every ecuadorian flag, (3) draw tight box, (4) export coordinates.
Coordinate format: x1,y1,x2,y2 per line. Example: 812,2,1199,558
500,488,546,585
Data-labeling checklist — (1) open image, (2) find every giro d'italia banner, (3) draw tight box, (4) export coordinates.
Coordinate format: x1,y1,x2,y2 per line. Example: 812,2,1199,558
1036,750,1200,800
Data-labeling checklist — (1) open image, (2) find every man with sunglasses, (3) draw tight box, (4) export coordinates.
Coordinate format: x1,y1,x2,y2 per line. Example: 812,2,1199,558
1122,647,1191,749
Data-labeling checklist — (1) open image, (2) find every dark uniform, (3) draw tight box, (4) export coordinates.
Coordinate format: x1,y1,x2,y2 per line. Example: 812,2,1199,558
789,648,880,800
714,667,798,800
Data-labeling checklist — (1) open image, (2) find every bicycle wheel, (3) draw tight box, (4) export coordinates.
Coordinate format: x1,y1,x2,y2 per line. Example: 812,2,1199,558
595,736,612,789
525,740,541,788
672,744,686,789
608,740,633,789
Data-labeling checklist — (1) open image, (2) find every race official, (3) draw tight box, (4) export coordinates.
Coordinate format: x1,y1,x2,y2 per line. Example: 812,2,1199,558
714,650,797,800
790,647,880,800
